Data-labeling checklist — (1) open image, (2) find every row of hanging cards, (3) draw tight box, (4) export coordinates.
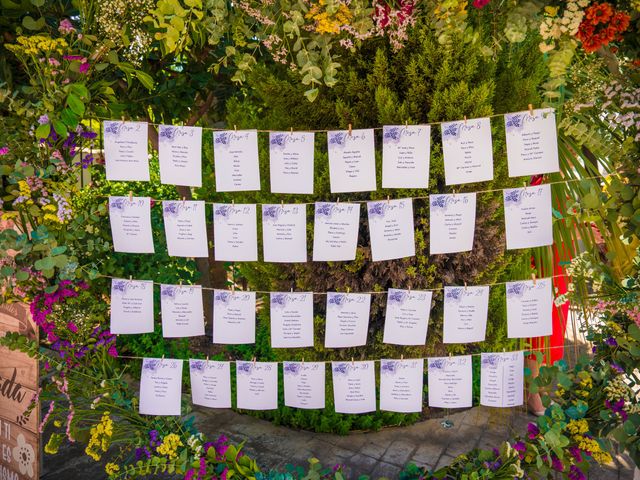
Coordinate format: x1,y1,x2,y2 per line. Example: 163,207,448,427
104,108,559,189
108,184,553,259
111,280,553,343
139,352,525,416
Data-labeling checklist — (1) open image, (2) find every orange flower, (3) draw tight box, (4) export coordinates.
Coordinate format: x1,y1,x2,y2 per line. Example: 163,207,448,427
586,2,614,25
610,11,630,32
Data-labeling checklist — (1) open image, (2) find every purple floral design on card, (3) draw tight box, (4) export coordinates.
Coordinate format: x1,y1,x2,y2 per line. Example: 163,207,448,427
283,362,301,376
481,354,500,368
270,133,288,150
109,197,127,212
504,189,523,206
429,358,447,370
214,204,231,220
159,126,177,144
506,282,526,299
368,202,386,219
315,203,333,219
161,285,177,301
445,287,464,303
214,132,231,147
328,132,347,149
430,195,448,211
505,114,526,134
441,122,461,142
327,293,346,310
381,361,397,376
104,121,121,137
112,279,128,296
143,358,162,372
237,362,253,375
388,290,407,305
383,127,402,145
190,360,206,372
263,205,280,223
271,293,288,309
163,201,181,217
214,291,231,306
333,363,349,376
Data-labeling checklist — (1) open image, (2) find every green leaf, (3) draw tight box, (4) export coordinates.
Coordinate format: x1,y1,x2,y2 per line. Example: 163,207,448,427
35,123,50,140
52,120,68,138
67,94,85,116
22,15,45,30
51,246,67,255
60,108,79,129
304,88,319,102
135,71,155,91
628,323,640,342
30,0,45,5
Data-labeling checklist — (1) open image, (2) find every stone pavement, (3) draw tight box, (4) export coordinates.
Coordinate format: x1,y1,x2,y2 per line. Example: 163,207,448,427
41,405,636,478
194,405,636,479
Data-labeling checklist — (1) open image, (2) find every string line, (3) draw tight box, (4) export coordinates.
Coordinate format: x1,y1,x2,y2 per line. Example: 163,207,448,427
96,108,554,133
100,272,568,294
104,176,603,206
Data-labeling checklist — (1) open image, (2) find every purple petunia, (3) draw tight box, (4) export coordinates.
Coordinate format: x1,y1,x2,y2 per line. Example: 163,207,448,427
604,337,618,347
527,422,540,439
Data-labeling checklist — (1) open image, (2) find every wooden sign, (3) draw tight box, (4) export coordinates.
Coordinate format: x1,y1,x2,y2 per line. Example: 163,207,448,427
0,303,39,480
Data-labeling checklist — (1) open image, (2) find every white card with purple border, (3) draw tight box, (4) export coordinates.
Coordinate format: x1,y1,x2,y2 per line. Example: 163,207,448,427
505,108,559,177
160,284,205,337
158,125,202,187
443,285,489,344
262,204,307,263
139,358,183,416
480,351,524,408
162,200,208,258
213,130,261,191
380,359,424,413
427,355,472,408
103,121,149,181
213,203,258,262
367,199,415,261
109,196,154,253
506,278,553,338
327,129,376,193
212,290,256,344
270,292,314,348
283,362,325,409
503,184,553,250
312,202,360,261
236,361,278,410
332,361,376,414
383,289,432,345
110,278,154,334
325,292,371,348
429,193,477,254
269,132,314,194
189,359,232,409
441,117,493,185
382,125,430,189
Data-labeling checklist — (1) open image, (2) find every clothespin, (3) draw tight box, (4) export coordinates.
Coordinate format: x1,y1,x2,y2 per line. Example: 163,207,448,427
206,355,210,366
531,273,537,285
348,123,352,136
351,357,355,366
449,352,452,358
128,191,133,201
346,287,350,294
179,279,183,287
522,181,527,191
252,356,256,365
503,348,506,353
301,357,304,365
463,115,467,125
387,195,390,205
232,199,235,206
336,197,340,205
291,287,294,293
290,126,293,133
161,354,165,365
234,124,238,131
129,275,132,281
401,354,404,361
464,281,468,291
182,196,186,206
231,283,235,293
281,199,284,208
528,104,534,117
405,120,408,127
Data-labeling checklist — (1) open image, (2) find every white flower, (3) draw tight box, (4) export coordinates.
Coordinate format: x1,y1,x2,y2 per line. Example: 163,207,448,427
13,434,36,478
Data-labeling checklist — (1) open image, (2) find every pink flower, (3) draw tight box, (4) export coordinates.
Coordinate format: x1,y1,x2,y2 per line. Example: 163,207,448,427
48,58,61,67
472,0,490,8
58,19,75,34
66,322,78,333
0,146,8,155
79,62,90,74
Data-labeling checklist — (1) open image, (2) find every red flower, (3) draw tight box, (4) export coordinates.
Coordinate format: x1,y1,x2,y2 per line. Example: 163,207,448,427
585,2,614,25
473,0,490,8
576,21,595,41
581,34,603,53
610,11,630,33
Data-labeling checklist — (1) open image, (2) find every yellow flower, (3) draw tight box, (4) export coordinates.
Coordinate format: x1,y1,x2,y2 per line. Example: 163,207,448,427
156,433,183,459
566,419,588,435
105,463,120,475
544,6,559,16
85,412,114,461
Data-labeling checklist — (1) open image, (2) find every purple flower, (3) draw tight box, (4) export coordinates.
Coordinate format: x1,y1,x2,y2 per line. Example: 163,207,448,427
610,362,624,374
604,337,618,347
38,115,49,125
58,19,75,34
605,398,628,421
551,456,564,472
568,446,583,462
527,422,540,439
79,62,90,74
568,465,586,480
513,441,526,459
0,146,8,155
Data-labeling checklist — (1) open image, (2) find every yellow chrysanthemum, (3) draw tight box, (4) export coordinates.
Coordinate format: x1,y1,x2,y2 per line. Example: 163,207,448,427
105,463,120,475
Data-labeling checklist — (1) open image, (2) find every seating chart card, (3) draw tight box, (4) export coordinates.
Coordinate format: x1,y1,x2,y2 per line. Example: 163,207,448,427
367,198,415,261
104,121,149,181
110,278,154,334
443,286,490,344
139,358,183,416
312,202,360,262
213,130,261,191
213,203,258,262
236,361,278,410
380,359,424,413
189,359,232,409
382,125,430,189
480,351,524,408
109,196,154,253
262,204,307,263
332,361,376,414
383,289,432,345
212,290,256,344
158,125,202,187
505,108,559,177
429,193,477,254
503,184,553,250
325,293,371,348
270,292,314,348
283,361,325,409
506,278,553,338
441,117,493,185
269,131,315,194
160,284,205,337
162,200,208,258
327,129,376,193
427,355,472,408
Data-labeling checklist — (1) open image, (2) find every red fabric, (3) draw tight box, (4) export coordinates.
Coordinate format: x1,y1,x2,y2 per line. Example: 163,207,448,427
528,174,569,364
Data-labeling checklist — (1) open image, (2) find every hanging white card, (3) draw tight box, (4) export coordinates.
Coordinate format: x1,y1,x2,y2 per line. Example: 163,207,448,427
506,278,553,338
103,121,149,182
312,202,360,262
109,196,154,253
159,125,202,187
427,355,472,408
327,129,376,193
213,203,258,262
269,131,315,194
380,359,424,413
160,284,205,337
441,117,493,185
480,351,524,408
110,278,154,334
162,200,208,258
139,358,183,416
262,204,307,263
236,361,278,410
189,360,232,409
367,198,415,261
382,125,430,189
429,193,477,254
270,292,314,348
383,289,432,345
332,361,376,414
503,184,553,250
324,292,371,348
212,290,256,344
213,130,261,191
283,362,325,409
505,108,559,177
443,285,490,344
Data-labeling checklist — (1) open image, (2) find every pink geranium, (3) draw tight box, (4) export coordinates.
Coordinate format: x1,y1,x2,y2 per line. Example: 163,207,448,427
58,19,75,34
